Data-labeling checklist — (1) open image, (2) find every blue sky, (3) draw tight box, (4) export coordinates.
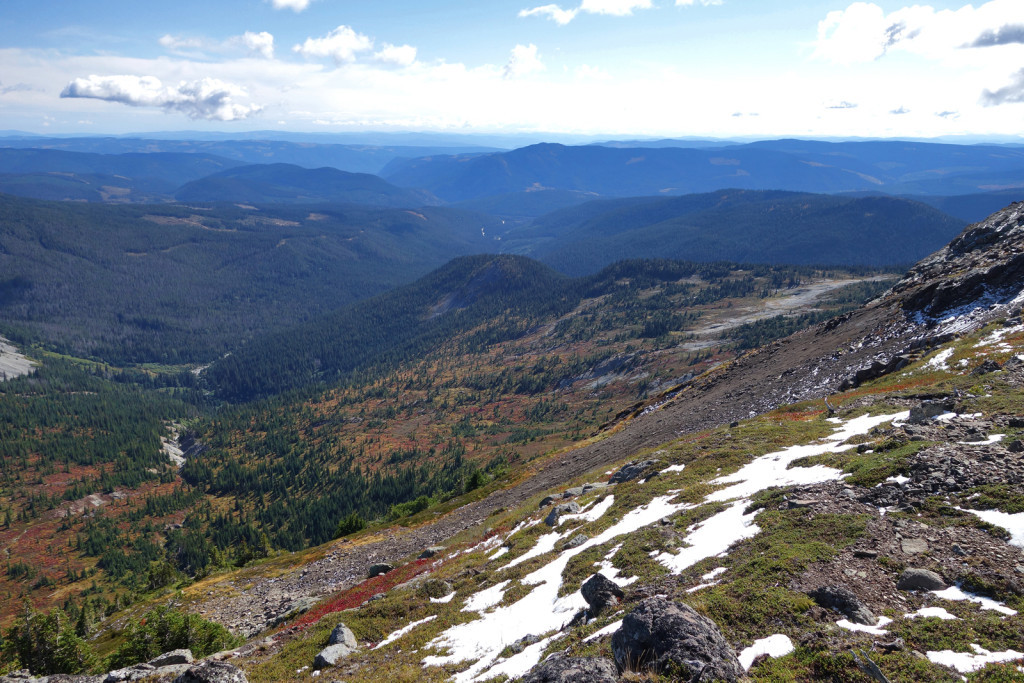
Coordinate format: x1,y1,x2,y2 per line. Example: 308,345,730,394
1,0,1023,139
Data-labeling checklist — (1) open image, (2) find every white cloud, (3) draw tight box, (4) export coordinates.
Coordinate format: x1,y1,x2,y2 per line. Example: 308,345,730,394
158,34,205,53
60,75,262,121
676,0,723,6
982,69,1024,105
519,0,651,24
242,32,275,59
519,5,579,25
813,0,1024,65
268,0,310,11
293,25,374,63
374,43,417,67
503,44,545,79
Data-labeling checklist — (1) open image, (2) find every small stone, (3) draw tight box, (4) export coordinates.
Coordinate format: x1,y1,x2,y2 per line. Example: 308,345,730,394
874,638,905,652
787,499,815,509
897,568,947,591
1008,440,1024,453
563,534,589,550
545,502,580,526
952,544,969,557
538,496,556,508
564,486,585,497
418,546,445,559
808,585,876,625
853,549,879,559
173,661,248,683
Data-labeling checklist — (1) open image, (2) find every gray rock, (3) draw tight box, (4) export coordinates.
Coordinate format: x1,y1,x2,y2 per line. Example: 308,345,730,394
522,653,618,682
269,596,318,627
897,568,947,591
545,502,580,526
507,633,542,655
104,665,156,683
563,534,589,550
807,585,876,625
908,400,954,424
173,661,248,683
581,574,624,617
418,546,445,559
582,482,609,493
611,597,744,682
539,496,556,508
328,623,357,649
368,563,394,578
901,538,929,554
609,460,660,485
564,486,585,498
971,359,1002,375
314,643,355,669
148,649,194,667
1008,440,1024,453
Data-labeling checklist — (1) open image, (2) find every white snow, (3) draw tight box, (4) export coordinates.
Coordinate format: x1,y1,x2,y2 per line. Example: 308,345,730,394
974,324,1024,349
375,615,438,649
905,606,957,620
582,619,623,643
559,495,615,525
463,581,510,613
488,547,509,560
430,593,456,604
421,411,908,682
961,508,1024,548
925,347,955,371
702,567,728,581
957,434,1006,446
884,475,910,485
927,643,1024,673
738,634,795,670
661,463,687,474
836,616,893,635
932,586,1018,616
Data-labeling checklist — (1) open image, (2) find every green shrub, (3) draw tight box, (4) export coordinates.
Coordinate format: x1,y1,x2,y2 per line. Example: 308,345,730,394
106,606,241,669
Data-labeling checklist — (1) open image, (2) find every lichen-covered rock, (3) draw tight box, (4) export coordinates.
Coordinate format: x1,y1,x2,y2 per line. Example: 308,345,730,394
611,597,744,682
314,643,355,669
807,585,876,625
148,649,194,667
522,653,618,683
609,460,660,484
328,623,357,649
173,661,248,683
581,573,624,617
545,502,580,526
897,568,947,591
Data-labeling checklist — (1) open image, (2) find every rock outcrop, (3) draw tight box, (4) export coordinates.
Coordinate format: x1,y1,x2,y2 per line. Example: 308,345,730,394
611,597,744,681
522,654,619,682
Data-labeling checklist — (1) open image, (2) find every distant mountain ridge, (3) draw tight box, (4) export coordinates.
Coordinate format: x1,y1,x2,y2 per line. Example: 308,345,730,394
174,163,439,207
383,140,1024,201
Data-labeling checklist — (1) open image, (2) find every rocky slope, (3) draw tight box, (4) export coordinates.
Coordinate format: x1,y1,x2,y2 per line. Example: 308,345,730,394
8,203,1024,682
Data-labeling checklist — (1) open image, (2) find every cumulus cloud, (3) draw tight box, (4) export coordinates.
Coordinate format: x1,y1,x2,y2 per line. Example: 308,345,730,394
936,110,959,118
519,0,652,24
158,34,205,53
890,105,910,114
293,25,374,63
60,75,262,120
813,0,1024,64
242,31,275,59
519,5,579,25
969,24,1024,47
982,68,1024,104
827,100,858,109
268,0,310,11
503,44,545,79
374,43,417,67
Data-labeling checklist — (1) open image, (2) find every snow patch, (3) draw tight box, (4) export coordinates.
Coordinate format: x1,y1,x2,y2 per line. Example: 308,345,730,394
463,581,510,613
559,495,615,525
961,508,1024,548
738,634,795,670
661,463,687,474
583,619,623,643
925,347,955,371
836,616,892,635
927,644,1024,673
430,593,456,604
932,585,1017,616
905,606,957,620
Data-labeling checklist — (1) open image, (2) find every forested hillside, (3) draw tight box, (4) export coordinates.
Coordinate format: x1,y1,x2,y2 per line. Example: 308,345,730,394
0,195,498,363
510,191,965,274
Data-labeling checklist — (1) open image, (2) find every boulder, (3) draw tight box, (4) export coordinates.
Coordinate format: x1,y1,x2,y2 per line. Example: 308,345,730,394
148,649,194,667
105,664,156,682
314,643,355,669
545,502,580,526
611,597,744,682
609,460,660,485
368,563,394,578
269,596,318,627
807,585,876,625
173,661,248,683
328,622,358,649
563,486,585,498
971,359,1002,376
418,546,445,559
581,574,624,617
507,633,542,655
563,534,589,550
539,496,557,508
908,400,954,424
522,653,619,682
897,568,947,591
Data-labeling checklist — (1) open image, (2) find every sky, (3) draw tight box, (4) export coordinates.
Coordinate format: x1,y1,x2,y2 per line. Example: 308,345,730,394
1,0,1023,139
